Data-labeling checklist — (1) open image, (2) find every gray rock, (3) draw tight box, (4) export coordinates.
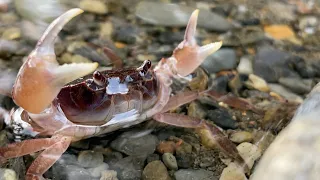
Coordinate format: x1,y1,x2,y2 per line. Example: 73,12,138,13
78,150,104,168
110,132,158,156
100,170,118,180
0,40,19,58
0,168,17,180
135,2,232,32
142,161,170,180
113,24,138,44
88,163,109,178
267,2,296,22
201,48,237,74
162,153,178,170
279,77,313,94
268,83,303,103
253,47,300,83
108,156,146,180
52,165,91,180
207,109,237,129
147,154,160,163
174,169,217,180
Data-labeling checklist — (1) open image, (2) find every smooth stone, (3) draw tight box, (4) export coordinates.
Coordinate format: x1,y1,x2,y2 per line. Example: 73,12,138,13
201,49,237,74
237,142,261,169
78,150,104,168
267,2,296,22
52,164,91,180
253,46,300,83
142,161,170,180
0,168,17,180
175,169,217,180
147,153,160,163
219,163,247,180
230,131,253,143
136,1,232,32
108,156,145,180
237,56,253,75
110,132,158,156
113,24,138,44
100,170,118,180
252,131,275,153
278,77,313,94
88,163,109,178
207,109,237,129
1,27,21,40
162,153,178,170
268,83,303,103
0,39,19,58
79,0,108,14
188,102,207,119
245,74,270,92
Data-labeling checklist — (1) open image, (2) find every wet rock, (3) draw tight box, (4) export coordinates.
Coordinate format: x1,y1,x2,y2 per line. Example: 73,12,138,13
79,0,108,14
113,24,138,44
156,141,176,154
237,56,253,75
147,153,160,163
229,131,253,143
109,156,146,180
1,27,21,40
52,164,91,180
220,163,247,180
268,83,303,103
0,168,17,180
88,163,109,178
0,39,19,58
237,142,261,169
158,31,184,44
136,2,232,32
253,47,300,82
110,132,158,156
245,74,270,92
201,49,237,74
78,150,104,168
176,141,194,168
162,153,178,170
100,170,118,180
142,160,170,180
278,77,313,94
174,169,217,180
207,109,237,129
265,2,296,22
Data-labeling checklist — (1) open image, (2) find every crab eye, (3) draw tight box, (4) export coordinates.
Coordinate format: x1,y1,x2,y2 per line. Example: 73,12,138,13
138,60,152,77
93,71,107,86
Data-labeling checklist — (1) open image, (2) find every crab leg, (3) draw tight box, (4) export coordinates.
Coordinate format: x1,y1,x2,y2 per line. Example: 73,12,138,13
153,113,246,165
12,8,98,114
25,135,72,180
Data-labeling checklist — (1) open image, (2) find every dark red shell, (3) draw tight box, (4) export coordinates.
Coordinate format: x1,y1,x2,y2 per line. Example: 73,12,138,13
54,61,158,125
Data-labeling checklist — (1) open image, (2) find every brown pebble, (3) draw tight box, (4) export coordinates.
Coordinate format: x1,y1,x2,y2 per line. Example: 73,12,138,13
157,141,176,154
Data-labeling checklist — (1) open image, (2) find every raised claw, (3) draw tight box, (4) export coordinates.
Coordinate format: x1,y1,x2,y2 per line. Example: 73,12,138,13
173,9,222,77
12,8,98,114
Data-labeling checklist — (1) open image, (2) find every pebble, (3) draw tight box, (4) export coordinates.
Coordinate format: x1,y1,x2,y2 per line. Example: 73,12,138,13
136,1,232,32
207,109,237,129
219,162,247,180
79,0,108,14
162,153,178,170
253,46,300,82
245,74,270,92
110,132,158,156
175,141,194,168
278,77,313,94
268,83,303,103
175,169,217,180
0,39,19,58
187,102,207,119
266,2,296,22
0,168,17,180
0,12,18,24
201,49,237,74
1,27,21,40
100,21,113,39
78,150,104,168
113,24,138,44
108,156,145,180
52,164,92,180
142,160,170,180
229,131,253,143
88,163,109,178
237,56,253,75
252,131,275,153
237,142,261,169
100,170,118,180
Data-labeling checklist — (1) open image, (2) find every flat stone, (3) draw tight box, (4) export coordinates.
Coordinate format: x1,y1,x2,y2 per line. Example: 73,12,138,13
268,83,303,103
279,77,313,94
201,48,237,74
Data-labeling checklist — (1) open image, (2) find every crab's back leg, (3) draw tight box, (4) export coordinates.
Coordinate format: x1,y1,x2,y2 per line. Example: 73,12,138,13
12,8,98,114
25,135,72,180
153,113,246,166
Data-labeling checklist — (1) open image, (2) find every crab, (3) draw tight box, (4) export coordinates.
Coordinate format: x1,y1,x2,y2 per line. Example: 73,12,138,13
0,8,249,180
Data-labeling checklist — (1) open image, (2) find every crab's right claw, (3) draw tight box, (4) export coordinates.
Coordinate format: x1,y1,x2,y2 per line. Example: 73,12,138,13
173,9,222,77
12,8,98,114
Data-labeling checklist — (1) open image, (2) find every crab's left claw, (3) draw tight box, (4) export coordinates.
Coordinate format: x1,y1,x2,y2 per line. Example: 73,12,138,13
12,8,98,114
173,9,222,77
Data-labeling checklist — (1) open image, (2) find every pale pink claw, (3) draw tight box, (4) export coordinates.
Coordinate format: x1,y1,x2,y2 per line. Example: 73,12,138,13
173,9,222,77
12,8,98,114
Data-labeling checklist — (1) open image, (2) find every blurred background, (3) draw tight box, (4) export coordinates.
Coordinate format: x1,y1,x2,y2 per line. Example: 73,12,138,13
0,0,319,180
